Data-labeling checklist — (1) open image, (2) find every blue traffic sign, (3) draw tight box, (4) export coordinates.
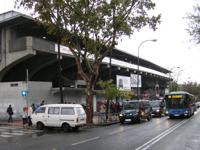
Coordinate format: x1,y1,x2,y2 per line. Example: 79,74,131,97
21,90,28,97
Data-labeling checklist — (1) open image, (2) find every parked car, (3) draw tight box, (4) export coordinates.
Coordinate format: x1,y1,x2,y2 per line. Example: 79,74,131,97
31,104,86,132
150,100,166,117
119,100,152,124
195,101,200,109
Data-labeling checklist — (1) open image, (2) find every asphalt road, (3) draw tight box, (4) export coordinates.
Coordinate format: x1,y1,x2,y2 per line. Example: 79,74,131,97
1,110,200,150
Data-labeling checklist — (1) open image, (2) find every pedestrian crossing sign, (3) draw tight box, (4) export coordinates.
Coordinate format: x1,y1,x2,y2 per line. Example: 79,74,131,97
21,90,28,97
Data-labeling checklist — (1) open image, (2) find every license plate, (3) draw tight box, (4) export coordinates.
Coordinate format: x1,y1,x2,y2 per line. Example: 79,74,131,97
125,119,131,122
174,114,180,116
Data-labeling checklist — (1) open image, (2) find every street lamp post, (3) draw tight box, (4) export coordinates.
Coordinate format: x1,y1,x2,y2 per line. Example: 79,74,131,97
137,39,157,98
176,69,183,84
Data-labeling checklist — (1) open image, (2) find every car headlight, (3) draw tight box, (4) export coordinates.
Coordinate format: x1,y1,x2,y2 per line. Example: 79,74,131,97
156,109,160,112
119,114,123,117
185,110,189,114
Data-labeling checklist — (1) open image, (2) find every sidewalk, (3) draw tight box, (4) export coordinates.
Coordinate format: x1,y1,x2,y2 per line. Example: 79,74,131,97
0,120,23,127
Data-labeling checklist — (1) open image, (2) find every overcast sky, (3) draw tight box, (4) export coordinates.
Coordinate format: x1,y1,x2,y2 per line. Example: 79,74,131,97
1,0,200,84
117,0,200,84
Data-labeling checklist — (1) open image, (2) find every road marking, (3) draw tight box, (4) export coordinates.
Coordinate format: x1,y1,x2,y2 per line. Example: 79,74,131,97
0,125,43,139
0,126,23,130
135,120,188,150
72,136,100,146
0,135,13,138
1,131,24,136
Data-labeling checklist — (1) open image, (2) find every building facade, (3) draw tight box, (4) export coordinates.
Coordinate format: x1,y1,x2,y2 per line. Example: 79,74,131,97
0,11,171,119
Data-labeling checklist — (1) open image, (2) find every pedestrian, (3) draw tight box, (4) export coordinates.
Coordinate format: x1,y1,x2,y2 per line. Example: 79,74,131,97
31,103,36,112
27,106,33,127
22,107,28,127
40,100,45,106
7,104,13,123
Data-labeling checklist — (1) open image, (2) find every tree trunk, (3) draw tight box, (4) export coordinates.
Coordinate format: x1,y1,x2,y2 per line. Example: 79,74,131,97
85,83,93,124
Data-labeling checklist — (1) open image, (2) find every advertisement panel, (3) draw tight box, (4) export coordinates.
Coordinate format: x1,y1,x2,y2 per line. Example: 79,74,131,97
130,74,142,88
116,75,131,90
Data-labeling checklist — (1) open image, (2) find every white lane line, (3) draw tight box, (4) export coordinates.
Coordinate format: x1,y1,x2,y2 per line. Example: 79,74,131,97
0,126,23,130
0,135,13,138
72,136,100,146
1,131,24,136
135,120,188,150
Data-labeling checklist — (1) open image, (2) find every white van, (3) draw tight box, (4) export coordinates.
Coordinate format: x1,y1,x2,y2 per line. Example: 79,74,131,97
31,104,86,131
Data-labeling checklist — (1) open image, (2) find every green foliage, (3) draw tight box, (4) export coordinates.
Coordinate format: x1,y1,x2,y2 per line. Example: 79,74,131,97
118,90,134,99
97,80,119,100
180,81,200,98
15,0,161,70
186,1,200,44
169,81,179,92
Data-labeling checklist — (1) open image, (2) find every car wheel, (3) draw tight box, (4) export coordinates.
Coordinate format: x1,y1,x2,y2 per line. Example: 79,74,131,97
62,123,71,132
120,121,124,124
137,116,141,123
147,115,151,121
36,122,44,130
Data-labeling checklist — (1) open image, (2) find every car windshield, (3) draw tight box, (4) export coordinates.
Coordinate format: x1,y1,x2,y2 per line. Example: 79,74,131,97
123,102,139,110
76,107,85,115
150,101,161,107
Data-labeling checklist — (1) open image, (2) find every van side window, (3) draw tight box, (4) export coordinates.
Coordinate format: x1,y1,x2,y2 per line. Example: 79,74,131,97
61,107,75,115
36,107,46,113
48,107,60,115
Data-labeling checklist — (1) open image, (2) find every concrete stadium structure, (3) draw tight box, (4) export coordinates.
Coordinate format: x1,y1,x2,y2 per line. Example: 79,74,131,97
0,11,171,119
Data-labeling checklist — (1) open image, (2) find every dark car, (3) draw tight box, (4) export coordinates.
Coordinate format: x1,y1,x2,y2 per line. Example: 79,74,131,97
150,100,166,117
119,100,152,124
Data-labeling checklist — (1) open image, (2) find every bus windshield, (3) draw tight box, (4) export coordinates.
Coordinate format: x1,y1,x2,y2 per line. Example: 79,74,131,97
165,93,191,109
165,98,188,109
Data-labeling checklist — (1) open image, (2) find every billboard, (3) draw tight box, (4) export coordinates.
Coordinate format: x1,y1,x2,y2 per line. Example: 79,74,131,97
130,74,142,88
116,75,131,90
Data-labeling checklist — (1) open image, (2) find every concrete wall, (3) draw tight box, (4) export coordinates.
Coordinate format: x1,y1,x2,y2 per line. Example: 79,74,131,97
0,81,27,120
0,81,59,120
27,81,60,106
0,81,97,120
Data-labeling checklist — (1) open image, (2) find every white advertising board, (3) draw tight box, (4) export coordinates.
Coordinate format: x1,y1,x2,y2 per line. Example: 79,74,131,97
116,75,131,90
130,74,142,88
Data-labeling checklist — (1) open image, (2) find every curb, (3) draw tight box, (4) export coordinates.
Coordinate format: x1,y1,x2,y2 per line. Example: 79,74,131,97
0,120,119,128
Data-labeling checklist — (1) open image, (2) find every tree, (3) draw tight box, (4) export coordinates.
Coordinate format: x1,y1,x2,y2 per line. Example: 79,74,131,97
169,81,179,92
97,80,134,121
187,1,200,44
16,0,161,123
97,80,119,120
180,81,200,98
118,90,134,100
